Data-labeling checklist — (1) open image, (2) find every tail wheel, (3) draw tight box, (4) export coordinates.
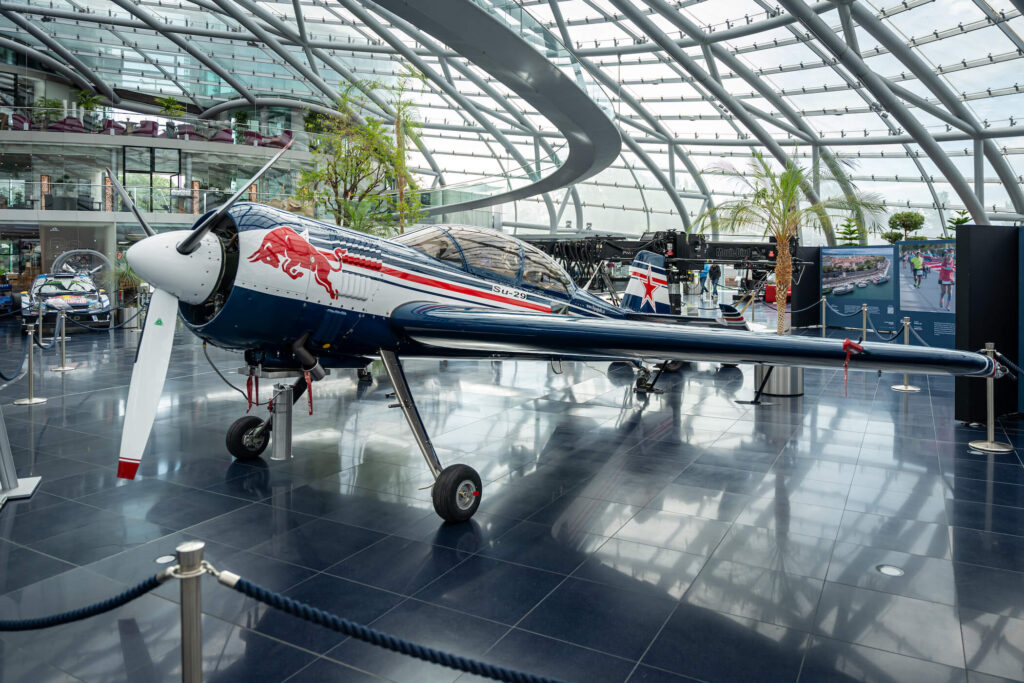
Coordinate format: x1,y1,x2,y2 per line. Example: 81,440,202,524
226,416,269,461
431,464,481,523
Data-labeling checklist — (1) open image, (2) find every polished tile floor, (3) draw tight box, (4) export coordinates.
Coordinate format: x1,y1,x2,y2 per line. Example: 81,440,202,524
1,316,1023,682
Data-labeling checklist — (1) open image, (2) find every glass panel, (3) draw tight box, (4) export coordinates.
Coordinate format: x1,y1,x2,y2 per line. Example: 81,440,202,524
445,226,521,280
124,147,151,173
521,241,572,295
153,148,179,174
394,226,465,269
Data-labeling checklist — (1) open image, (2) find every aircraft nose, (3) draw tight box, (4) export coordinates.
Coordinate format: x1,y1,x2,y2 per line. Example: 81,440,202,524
126,231,222,305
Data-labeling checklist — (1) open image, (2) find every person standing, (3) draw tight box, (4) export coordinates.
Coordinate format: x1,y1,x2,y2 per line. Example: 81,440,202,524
709,262,722,299
911,252,924,288
938,250,955,310
699,262,710,297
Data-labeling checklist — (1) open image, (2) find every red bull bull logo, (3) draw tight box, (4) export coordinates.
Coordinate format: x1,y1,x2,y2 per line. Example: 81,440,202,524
247,226,346,299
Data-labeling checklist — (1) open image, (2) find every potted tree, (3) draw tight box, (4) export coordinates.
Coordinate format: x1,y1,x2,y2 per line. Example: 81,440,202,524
694,153,884,395
33,96,63,130
75,90,101,130
156,95,185,138
887,210,925,241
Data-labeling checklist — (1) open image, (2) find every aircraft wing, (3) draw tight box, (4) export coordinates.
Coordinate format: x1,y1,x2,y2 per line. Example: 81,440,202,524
390,303,997,377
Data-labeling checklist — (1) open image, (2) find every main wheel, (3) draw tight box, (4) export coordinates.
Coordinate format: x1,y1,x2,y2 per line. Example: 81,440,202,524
226,416,269,461
431,464,481,523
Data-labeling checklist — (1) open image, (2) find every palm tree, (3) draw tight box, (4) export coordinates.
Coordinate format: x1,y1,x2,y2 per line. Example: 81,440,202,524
694,153,884,336
390,67,426,233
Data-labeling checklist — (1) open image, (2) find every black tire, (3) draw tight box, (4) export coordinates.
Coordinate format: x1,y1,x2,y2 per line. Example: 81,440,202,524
226,416,269,461
431,464,481,523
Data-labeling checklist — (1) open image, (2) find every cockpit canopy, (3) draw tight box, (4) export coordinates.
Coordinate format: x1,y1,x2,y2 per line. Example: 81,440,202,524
394,225,574,297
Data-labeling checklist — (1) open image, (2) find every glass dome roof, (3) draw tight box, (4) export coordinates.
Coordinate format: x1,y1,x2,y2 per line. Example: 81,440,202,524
2,0,1022,241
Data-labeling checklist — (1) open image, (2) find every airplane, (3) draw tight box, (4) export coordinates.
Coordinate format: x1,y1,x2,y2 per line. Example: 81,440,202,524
105,144,1001,523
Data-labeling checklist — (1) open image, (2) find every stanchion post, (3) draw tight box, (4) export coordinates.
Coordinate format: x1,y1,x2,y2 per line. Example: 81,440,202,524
891,317,921,393
820,296,826,338
968,344,1014,453
861,304,868,341
14,321,46,405
271,383,293,461
52,311,73,372
176,540,205,683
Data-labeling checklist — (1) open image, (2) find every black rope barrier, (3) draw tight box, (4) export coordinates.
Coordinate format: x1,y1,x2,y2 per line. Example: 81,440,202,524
764,298,822,315
0,307,20,319
0,573,168,631
995,350,1022,377
0,330,30,381
32,316,63,350
64,304,148,331
825,302,863,318
226,576,564,683
908,325,932,347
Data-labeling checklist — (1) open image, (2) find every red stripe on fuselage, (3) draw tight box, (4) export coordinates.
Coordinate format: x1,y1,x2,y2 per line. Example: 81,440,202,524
378,265,551,312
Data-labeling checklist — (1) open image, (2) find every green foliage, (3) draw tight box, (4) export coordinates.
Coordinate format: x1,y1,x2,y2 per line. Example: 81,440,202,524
111,253,143,291
836,217,862,246
879,230,905,244
155,95,185,117
294,83,424,235
33,97,63,126
75,90,101,112
887,211,925,240
904,235,930,241
233,110,249,144
946,209,971,231
693,153,885,334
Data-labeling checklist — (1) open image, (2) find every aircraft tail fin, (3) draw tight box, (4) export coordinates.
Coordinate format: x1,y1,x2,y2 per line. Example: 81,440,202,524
620,250,671,314
719,302,750,330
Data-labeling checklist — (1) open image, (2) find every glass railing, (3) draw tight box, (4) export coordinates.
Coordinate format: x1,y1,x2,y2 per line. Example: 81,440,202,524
0,107,310,151
0,180,295,215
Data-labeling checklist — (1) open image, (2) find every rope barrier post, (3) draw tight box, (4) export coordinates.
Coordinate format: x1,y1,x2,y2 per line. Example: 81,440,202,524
820,296,827,338
14,321,46,405
891,317,921,393
176,540,205,683
51,311,73,372
271,383,293,461
861,304,868,341
968,344,1014,453
0,402,41,511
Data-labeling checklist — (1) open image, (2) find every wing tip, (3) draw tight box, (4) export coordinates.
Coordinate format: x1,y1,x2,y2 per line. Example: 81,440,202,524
117,460,140,480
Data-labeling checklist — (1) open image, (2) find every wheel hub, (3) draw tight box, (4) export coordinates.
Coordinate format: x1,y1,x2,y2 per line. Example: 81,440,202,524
242,427,265,450
455,479,478,510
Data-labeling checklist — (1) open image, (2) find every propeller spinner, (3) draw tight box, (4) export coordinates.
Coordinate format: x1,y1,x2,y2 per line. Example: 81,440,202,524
112,140,293,479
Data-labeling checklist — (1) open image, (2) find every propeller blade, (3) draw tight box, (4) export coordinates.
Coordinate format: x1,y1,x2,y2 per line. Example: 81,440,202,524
176,137,294,255
116,288,179,479
105,168,156,237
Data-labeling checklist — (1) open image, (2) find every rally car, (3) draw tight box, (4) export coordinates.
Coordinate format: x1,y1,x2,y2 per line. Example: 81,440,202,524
20,272,111,329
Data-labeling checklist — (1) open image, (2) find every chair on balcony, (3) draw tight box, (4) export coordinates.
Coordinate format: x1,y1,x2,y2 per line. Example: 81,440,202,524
209,128,234,143
50,117,87,133
262,129,293,148
12,113,35,131
243,130,264,146
101,119,126,135
131,120,159,137
174,124,205,141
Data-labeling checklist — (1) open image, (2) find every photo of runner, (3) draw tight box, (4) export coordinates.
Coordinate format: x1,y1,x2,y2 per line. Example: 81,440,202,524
898,240,955,313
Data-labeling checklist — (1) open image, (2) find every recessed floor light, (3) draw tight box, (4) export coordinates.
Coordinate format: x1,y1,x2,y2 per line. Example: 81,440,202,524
155,555,176,564
876,564,905,577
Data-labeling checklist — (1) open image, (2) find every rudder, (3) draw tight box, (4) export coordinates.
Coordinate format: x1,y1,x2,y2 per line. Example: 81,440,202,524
621,250,671,314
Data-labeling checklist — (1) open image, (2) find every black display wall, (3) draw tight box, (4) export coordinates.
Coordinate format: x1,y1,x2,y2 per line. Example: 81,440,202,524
790,246,821,329
954,225,1020,423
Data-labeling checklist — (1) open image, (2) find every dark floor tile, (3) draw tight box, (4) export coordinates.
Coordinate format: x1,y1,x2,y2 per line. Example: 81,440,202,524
826,542,956,604
326,536,463,595
286,657,385,682
473,628,636,683
642,602,808,683
951,527,1024,572
28,515,176,566
614,509,730,556
479,519,607,574
813,582,965,668
943,478,1024,509
712,524,834,579
413,555,563,625
684,558,823,631
947,499,1024,537
673,463,765,495
645,483,750,522
526,495,639,537
0,498,118,545
249,518,385,571
735,495,844,539
844,483,948,523
254,573,404,654
954,562,1024,619
0,538,75,595
967,671,1024,683
626,666,697,682
186,503,318,551
799,636,967,682
327,599,506,682
571,537,705,600
837,510,951,559
960,609,1024,681
941,458,1024,486
519,577,675,660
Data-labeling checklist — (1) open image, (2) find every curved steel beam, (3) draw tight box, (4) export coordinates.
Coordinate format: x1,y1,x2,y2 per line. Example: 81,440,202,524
848,1,1024,216
610,0,831,238
0,35,92,92
109,0,254,104
348,0,620,217
776,0,987,223
0,9,118,102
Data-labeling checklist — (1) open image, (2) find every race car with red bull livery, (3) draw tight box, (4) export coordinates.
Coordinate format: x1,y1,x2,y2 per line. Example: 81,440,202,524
20,272,111,328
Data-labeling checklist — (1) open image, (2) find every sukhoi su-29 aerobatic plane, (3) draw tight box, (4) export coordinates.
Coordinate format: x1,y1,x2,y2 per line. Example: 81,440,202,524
107,143,1002,523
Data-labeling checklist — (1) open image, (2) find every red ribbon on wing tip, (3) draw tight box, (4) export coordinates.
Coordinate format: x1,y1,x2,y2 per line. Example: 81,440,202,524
842,338,864,396
116,460,140,480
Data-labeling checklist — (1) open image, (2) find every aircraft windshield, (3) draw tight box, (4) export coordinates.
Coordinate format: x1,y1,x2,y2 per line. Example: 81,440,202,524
393,226,465,270
520,241,573,296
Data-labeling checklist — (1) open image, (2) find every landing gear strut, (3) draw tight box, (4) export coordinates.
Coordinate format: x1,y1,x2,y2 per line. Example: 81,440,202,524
226,370,311,461
380,349,481,522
